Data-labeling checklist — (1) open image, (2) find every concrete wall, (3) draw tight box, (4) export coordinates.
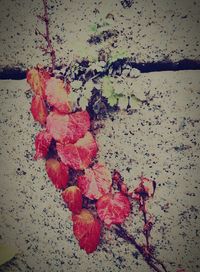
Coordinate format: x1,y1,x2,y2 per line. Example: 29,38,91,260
0,0,200,69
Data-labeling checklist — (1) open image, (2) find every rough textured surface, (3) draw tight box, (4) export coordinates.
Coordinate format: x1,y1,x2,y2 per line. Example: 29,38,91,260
0,70,200,271
0,0,200,69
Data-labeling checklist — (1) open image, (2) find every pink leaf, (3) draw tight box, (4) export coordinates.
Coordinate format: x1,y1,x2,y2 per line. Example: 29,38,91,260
27,67,51,98
78,163,112,200
62,186,82,214
96,192,131,227
57,132,98,170
46,110,90,143
34,130,52,160
134,177,156,200
45,77,72,113
45,158,69,189
30,95,48,125
72,209,101,254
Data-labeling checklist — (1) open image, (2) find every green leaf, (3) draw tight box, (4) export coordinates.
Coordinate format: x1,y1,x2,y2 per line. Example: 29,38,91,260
85,81,94,92
71,80,82,90
102,76,114,98
129,95,140,109
84,89,92,100
83,81,94,100
113,81,123,95
108,95,118,107
0,244,17,266
89,24,98,32
79,97,89,110
68,91,79,104
89,62,103,72
118,96,128,109
108,49,129,64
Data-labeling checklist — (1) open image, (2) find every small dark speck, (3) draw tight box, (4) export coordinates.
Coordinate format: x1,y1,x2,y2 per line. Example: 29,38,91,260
174,144,191,152
132,251,139,259
16,168,26,175
181,15,188,19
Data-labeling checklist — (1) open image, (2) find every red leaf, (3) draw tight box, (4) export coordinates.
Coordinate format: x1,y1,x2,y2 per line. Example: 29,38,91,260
27,67,51,97
57,132,98,170
96,192,131,227
30,95,48,125
78,163,112,200
134,177,156,200
120,183,128,195
62,186,82,213
68,111,90,143
46,110,90,143
45,158,69,189
142,177,156,197
72,209,101,254
112,170,122,184
45,77,72,113
34,130,52,160
46,111,69,142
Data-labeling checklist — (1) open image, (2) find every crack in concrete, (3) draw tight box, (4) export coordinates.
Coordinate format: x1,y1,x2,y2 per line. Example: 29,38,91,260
1,58,200,80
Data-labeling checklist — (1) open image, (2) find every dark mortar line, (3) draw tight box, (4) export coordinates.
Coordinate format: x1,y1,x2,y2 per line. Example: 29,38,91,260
0,68,26,80
130,59,200,73
1,59,200,80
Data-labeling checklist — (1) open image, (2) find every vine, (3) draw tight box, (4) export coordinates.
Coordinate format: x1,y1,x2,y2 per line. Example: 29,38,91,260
35,0,56,71
27,66,168,272
26,1,170,271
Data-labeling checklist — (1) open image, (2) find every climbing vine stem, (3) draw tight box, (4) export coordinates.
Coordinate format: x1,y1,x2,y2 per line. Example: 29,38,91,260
114,225,167,272
27,1,170,271
36,0,56,71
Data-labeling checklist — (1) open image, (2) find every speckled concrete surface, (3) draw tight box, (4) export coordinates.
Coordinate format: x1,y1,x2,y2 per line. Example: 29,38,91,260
0,70,200,271
0,0,200,69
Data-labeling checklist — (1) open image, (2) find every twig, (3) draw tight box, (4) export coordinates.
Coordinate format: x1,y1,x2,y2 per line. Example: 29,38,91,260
111,172,167,272
35,27,47,39
150,255,168,272
37,0,56,71
141,197,150,250
114,225,168,272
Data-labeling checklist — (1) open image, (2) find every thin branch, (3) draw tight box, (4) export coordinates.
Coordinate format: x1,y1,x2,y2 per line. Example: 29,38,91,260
37,14,46,21
150,255,168,272
35,27,47,40
111,172,168,272
142,197,150,250
37,0,56,71
114,225,168,272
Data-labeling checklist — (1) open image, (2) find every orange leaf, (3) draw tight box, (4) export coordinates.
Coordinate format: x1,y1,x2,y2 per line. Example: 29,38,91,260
27,67,51,97
30,95,48,125
62,186,82,213
72,209,101,254
45,158,69,189
57,132,98,170
34,130,52,160
46,110,90,143
78,163,112,200
45,77,72,113
96,192,131,227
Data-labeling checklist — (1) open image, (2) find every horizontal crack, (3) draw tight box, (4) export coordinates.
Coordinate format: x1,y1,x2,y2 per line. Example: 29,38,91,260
0,58,200,80
0,67,26,80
